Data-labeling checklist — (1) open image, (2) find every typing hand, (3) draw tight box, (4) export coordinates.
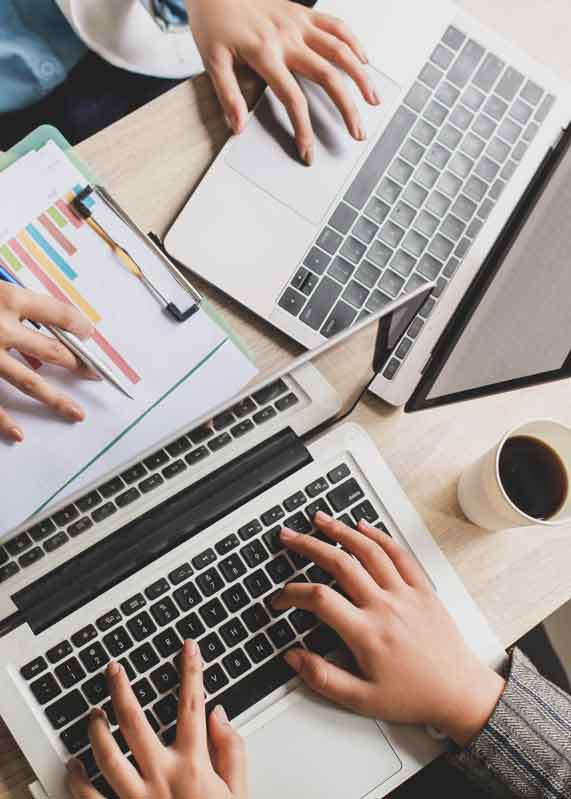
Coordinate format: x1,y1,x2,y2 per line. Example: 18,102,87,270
185,0,380,164
66,641,248,799
0,284,96,442
274,512,506,747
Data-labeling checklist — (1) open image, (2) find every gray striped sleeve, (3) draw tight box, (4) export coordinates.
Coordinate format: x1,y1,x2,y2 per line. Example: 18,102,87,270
449,648,571,797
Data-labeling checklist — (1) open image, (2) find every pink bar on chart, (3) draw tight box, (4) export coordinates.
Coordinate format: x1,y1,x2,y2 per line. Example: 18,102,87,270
39,214,77,256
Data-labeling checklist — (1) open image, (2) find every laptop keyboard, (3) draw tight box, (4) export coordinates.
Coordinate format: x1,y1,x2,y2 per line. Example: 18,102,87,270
0,379,300,585
278,25,555,381
20,462,387,798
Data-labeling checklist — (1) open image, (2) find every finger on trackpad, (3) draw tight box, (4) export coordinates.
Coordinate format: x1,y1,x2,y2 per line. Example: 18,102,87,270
225,66,401,225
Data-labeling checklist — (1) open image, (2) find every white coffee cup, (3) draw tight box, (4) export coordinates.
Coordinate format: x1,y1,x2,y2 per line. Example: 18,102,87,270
458,418,571,530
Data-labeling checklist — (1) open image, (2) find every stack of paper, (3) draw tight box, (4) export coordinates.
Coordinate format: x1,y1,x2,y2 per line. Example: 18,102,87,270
0,141,257,535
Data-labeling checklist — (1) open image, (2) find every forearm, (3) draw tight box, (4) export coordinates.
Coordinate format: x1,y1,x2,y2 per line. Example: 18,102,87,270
450,648,571,798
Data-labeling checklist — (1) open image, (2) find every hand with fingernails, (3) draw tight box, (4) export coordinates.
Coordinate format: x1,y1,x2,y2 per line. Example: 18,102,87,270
185,0,380,164
66,640,247,799
274,511,506,747
0,284,97,443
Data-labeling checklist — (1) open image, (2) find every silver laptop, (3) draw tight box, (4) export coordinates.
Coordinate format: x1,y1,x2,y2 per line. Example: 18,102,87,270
164,0,571,408
0,287,503,799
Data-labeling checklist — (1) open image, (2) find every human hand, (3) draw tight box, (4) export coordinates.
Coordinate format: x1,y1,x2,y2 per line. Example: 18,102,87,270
186,0,380,164
274,512,506,747
0,284,96,442
66,640,248,799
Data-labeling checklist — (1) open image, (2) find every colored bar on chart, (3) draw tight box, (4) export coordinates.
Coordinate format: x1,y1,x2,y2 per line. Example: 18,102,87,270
12,234,101,324
39,213,76,257
0,244,23,272
8,238,140,385
47,206,67,229
56,198,82,229
26,224,77,280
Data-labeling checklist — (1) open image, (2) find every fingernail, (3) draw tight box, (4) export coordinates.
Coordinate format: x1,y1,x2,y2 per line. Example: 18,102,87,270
90,707,107,723
284,649,303,672
67,404,84,422
9,426,24,443
224,113,234,131
370,87,381,105
66,758,85,775
107,661,120,678
359,50,369,65
355,123,367,142
280,528,296,541
214,704,228,723
303,145,314,166
185,639,198,657
314,510,329,523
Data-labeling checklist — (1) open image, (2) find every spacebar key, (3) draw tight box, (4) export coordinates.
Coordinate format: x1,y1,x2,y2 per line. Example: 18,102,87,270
344,105,416,210
205,656,295,720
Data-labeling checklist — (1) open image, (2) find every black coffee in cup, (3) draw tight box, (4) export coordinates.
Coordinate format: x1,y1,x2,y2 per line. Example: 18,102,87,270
498,435,569,520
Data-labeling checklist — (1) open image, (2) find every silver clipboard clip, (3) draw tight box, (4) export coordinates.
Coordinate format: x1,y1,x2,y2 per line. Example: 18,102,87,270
71,185,201,323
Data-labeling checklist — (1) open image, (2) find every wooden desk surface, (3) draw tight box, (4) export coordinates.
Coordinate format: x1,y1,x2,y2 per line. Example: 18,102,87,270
2,0,571,796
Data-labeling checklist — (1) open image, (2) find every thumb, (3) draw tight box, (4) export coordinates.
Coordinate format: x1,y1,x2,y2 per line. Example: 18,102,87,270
208,704,248,799
284,648,374,716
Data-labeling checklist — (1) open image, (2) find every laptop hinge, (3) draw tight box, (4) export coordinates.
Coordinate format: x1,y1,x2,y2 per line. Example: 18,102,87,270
13,428,312,635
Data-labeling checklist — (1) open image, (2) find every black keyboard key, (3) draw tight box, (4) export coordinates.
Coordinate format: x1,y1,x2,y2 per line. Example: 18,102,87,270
30,674,61,705
219,554,246,583
284,491,306,513
79,642,109,673
205,656,295,721
185,445,210,466
60,715,90,754
162,725,177,747
221,584,250,613
245,633,274,664
139,473,164,493
28,518,56,542
154,627,183,658
116,487,140,508
238,519,262,541
345,105,416,209
131,643,160,674
92,503,117,523
198,632,225,663
213,411,236,431
305,477,329,497
77,492,102,513
299,277,342,330
71,625,97,648
196,567,224,596
154,694,178,726
242,603,270,634
289,609,317,634
261,505,285,527
192,548,217,570
0,546,8,566
113,729,129,753
267,619,296,649
189,425,213,445
329,202,359,234
321,300,357,338
100,477,125,499
283,511,312,534
175,613,205,642
209,433,232,452
328,255,354,284
303,246,330,275
118,594,145,617
103,628,133,658
216,534,239,555
132,678,157,707
163,459,187,479
241,540,269,568
204,663,229,694
337,513,356,530
232,396,256,418
327,478,365,513
266,555,294,584
173,581,202,612
252,406,277,425
19,547,45,568
351,500,379,525
150,663,178,694
473,51,504,92
223,648,251,679
143,449,170,470
252,379,288,405
44,690,84,725
264,591,286,619
97,609,122,632
231,419,255,438
68,517,93,537
308,565,333,585
304,624,342,656
77,748,98,778
199,598,228,628
121,463,147,484
53,505,79,526
44,532,68,553
219,618,248,648
146,709,160,733
244,569,272,599
262,526,283,555
5,532,33,557
169,563,193,585
55,657,86,689
21,656,47,681
316,227,342,255
127,611,157,642
47,641,72,664
119,658,137,682
150,597,180,627
278,287,305,317
145,578,169,600
327,464,350,484
291,266,318,296
93,775,117,799
0,562,20,583
166,435,192,457
82,673,109,705
306,498,333,519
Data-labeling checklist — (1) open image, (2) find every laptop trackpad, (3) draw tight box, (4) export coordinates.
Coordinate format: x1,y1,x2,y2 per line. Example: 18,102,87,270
247,693,402,799
226,67,400,226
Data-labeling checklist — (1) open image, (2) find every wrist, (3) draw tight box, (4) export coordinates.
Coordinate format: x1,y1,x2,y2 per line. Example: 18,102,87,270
437,665,506,747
